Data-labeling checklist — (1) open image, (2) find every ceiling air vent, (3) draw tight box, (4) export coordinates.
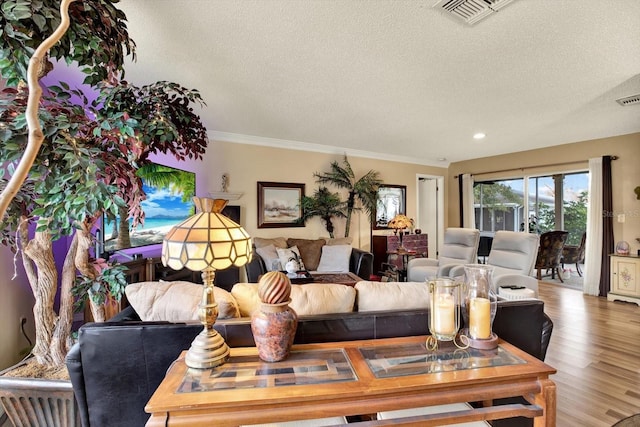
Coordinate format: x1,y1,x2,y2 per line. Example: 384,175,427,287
615,94,640,106
433,0,516,26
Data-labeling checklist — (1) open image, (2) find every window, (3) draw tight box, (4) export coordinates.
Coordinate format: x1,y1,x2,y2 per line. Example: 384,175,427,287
475,172,588,244
474,179,524,233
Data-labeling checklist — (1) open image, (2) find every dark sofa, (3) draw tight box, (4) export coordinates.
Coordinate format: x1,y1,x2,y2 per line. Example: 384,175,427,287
66,299,552,427
245,246,374,282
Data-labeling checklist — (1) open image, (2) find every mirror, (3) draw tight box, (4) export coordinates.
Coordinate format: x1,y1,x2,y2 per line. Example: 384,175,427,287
373,184,406,230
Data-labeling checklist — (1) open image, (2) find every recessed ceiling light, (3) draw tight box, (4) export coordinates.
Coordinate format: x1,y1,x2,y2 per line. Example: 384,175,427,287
437,157,447,162
473,133,486,140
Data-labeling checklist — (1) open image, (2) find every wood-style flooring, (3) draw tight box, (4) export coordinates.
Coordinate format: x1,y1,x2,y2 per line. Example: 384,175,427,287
538,281,640,426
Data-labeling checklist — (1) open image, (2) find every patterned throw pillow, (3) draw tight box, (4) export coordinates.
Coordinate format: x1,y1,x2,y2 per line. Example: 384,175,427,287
276,246,303,271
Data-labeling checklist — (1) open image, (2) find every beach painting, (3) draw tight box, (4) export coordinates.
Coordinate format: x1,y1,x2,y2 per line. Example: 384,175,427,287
103,163,196,252
257,182,305,228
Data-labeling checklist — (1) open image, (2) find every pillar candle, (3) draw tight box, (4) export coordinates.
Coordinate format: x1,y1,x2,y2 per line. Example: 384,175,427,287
469,297,491,339
434,293,456,335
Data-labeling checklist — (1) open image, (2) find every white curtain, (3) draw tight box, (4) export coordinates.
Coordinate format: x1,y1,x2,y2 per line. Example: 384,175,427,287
583,157,602,295
461,173,475,228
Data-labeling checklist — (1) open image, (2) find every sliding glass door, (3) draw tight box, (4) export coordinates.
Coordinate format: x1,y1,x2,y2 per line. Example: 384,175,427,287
475,172,588,243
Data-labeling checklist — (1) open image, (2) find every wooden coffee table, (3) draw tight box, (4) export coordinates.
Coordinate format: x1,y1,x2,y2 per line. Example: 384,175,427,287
146,335,556,426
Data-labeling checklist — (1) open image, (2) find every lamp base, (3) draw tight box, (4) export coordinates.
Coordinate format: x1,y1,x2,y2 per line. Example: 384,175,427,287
185,327,230,369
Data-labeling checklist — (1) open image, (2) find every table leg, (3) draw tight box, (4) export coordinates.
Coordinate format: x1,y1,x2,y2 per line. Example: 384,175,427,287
534,378,556,427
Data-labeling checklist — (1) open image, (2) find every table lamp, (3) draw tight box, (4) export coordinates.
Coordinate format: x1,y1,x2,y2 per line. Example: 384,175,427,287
162,197,252,368
388,214,413,251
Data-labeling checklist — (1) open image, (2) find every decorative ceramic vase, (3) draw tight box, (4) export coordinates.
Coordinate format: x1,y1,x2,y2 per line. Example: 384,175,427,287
251,300,298,362
252,271,298,362
285,260,299,274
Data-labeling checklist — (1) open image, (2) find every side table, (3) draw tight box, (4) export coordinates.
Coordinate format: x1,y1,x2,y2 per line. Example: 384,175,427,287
386,249,419,281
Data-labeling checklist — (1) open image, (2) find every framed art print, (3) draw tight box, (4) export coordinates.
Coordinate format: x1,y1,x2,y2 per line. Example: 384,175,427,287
257,181,305,228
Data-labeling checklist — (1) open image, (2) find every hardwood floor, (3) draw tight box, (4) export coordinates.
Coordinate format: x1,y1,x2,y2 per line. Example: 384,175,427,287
538,281,640,426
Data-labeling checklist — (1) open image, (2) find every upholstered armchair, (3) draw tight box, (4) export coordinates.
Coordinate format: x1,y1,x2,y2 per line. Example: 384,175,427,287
535,230,569,282
450,231,540,296
406,228,480,282
561,232,586,277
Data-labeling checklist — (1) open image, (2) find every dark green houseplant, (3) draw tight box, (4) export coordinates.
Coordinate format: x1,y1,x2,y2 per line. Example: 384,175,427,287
299,186,347,238
0,0,208,373
313,155,382,237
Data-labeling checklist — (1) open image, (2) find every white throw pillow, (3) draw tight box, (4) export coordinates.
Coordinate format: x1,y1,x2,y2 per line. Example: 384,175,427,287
125,281,240,321
276,246,303,270
316,244,352,273
256,244,282,271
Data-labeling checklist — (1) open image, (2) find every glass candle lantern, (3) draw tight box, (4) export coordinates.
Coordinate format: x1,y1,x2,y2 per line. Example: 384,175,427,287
428,278,461,342
462,264,498,347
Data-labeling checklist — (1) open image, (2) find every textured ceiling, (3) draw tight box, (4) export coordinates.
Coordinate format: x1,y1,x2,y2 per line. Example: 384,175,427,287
118,0,640,166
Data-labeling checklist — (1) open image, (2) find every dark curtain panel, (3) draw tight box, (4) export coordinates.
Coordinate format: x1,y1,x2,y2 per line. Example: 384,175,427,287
599,156,614,297
458,176,464,227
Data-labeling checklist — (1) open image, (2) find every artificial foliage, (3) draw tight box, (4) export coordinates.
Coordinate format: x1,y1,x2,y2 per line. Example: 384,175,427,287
313,155,382,237
0,0,209,368
299,187,347,238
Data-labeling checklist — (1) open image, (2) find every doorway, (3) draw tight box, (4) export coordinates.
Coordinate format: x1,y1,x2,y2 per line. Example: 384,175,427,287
416,175,445,259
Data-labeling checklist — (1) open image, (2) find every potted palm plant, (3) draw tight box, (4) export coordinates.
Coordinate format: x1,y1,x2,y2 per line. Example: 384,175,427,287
313,155,382,237
0,1,208,425
299,186,347,238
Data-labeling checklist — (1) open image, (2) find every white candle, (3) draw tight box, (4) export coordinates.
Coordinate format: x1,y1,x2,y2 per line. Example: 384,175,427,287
469,297,491,339
434,293,456,335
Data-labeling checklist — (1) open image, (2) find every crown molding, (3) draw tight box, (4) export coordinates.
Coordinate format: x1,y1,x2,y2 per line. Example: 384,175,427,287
208,131,448,167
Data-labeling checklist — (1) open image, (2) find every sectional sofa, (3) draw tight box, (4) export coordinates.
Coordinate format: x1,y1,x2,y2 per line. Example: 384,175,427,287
66,280,552,427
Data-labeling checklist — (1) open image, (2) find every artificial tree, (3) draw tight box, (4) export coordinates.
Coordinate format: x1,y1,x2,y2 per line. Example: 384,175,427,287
313,155,382,237
299,187,347,238
0,0,208,369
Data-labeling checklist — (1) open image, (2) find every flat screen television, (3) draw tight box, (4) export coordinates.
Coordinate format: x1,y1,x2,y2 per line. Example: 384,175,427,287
100,162,196,254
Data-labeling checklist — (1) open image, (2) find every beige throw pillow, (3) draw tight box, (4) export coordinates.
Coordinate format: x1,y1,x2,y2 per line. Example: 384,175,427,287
325,237,353,246
355,281,430,312
126,281,240,321
253,237,288,249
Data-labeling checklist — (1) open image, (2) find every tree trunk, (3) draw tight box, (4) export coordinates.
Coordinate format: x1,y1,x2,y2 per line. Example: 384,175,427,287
88,290,106,323
74,225,107,323
22,231,57,366
0,0,77,219
49,232,82,366
116,205,131,249
322,215,335,238
344,192,356,237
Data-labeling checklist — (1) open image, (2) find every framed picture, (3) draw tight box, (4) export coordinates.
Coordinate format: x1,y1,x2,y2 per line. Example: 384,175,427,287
373,184,406,230
257,182,305,228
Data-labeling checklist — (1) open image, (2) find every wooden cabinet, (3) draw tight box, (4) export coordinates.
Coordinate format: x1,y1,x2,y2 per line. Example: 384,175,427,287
608,254,640,305
372,234,428,275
